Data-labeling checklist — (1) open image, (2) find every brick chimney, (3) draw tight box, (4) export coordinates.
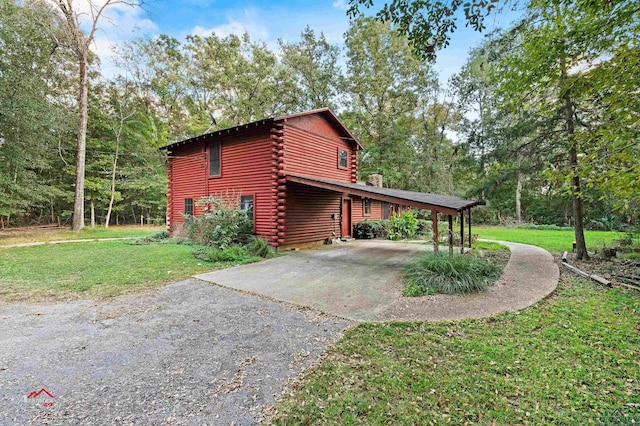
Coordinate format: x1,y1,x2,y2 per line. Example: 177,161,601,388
367,173,383,188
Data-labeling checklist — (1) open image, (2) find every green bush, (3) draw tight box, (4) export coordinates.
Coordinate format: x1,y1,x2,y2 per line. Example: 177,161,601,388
184,196,253,249
193,245,257,263
245,235,275,258
403,252,502,296
353,220,389,239
389,211,419,240
416,219,431,237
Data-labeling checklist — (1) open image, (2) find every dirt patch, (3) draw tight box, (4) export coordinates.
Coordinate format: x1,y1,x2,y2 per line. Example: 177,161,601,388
0,225,63,241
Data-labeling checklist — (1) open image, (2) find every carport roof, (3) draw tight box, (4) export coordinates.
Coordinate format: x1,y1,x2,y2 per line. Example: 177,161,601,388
286,174,482,215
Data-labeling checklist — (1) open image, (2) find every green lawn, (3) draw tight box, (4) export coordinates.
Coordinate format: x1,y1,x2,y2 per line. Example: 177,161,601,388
0,240,232,301
272,276,640,425
0,225,165,246
474,226,625,253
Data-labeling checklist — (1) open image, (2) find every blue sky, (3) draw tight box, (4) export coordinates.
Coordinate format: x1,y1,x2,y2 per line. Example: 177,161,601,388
94,0,522,84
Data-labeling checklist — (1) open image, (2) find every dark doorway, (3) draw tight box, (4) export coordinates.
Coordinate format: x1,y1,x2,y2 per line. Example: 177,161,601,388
341,199,352,237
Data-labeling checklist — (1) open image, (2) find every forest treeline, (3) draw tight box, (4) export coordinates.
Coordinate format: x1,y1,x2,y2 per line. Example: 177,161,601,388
1,0,638,239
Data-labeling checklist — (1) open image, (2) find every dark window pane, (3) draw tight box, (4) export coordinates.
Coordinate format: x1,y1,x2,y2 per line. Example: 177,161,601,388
209,142,221,175
339,149,348,168
184,198,193,216
382,202,390,219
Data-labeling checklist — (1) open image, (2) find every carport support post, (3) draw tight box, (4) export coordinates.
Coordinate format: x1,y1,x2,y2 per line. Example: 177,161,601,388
460,211,464,254
431,209,439,253
448,214,453,255
468,208,472,249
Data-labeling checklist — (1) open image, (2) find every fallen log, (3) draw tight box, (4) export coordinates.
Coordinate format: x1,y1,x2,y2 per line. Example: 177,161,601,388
611,274,640,286
613,281,640,292
561,259,612,287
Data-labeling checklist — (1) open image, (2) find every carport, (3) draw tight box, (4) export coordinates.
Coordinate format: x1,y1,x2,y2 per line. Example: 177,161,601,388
286,174,484,253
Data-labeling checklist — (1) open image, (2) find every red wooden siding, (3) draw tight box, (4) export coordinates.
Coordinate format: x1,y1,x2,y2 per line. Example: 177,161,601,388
167,125,275,242
167,142,207,231
166,110,362,247
206,127,274,241
283,114,357,183
283,182,341,245
351,196,384,223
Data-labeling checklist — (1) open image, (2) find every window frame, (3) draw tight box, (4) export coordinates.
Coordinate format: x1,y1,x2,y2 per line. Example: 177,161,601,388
184,198,194,216
363,198,371,216
337,147,349,170
208,141,222,178
239,194,255,231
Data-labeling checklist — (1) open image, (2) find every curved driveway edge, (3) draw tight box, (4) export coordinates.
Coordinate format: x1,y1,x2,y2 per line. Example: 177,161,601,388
196,240,559,322
376,240,559,321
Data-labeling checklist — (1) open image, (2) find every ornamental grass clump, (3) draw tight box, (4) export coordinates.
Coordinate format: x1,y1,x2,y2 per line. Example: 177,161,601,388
404,252,502,296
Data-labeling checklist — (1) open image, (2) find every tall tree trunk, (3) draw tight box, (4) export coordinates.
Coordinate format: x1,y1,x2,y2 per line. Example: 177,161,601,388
568,145,587,259
104,134,120,229
558,32,588,260
72,55,88,231
563,88,588,260
516,170,522,223
90,198,95,228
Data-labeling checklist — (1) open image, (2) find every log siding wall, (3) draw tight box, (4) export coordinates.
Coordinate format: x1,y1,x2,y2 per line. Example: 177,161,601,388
168,126,274,241
167,111,361,247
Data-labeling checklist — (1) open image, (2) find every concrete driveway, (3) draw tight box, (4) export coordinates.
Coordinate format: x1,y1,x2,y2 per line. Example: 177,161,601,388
196,240,430,321
196,239,559,322
0,280,349,425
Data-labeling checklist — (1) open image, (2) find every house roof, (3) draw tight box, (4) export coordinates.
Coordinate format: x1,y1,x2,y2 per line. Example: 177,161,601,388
160,108,362,151
286,174,482,214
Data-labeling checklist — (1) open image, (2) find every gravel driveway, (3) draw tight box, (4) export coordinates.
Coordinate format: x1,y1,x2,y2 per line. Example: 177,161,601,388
0,279,350,425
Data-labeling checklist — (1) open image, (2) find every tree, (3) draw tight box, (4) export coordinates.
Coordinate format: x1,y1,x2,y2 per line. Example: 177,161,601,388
45,0,141,231
0,0,75,226
185,32,297,127
279,27,342,111
342,17,459,193
491,0,639,258
347,0,503,60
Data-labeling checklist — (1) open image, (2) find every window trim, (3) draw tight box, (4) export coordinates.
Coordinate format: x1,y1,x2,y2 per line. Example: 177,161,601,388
184,198,194,216
208,141,222,178
337,147,349,170
363,198,371,216
239,193,256,231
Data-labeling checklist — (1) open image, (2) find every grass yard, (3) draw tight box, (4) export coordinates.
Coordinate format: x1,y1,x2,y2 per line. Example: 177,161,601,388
272,276,640,425
0,240,235,301
0,225,164,246
474,226,625,253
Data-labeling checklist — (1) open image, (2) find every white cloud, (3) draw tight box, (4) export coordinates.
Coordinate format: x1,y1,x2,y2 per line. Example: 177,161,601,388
188,9,268,41
332,0,348,10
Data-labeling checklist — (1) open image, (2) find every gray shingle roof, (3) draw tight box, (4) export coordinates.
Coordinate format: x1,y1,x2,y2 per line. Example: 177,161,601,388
287,174,480,212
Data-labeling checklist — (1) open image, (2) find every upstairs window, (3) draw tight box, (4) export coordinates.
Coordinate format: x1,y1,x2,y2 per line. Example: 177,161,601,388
184,198,193,216
209,142,221,176
338,148,348,169
363,198,371,215
240,195,254,226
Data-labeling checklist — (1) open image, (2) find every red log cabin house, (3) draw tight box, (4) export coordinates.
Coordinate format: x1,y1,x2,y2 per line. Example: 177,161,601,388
162,108,481,250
